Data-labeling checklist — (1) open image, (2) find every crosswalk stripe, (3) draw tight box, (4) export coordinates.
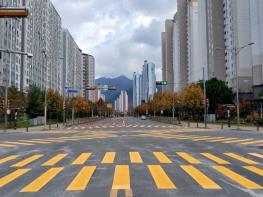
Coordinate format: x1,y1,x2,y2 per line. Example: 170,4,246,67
72,153,92,165
129,152,143,163
222,139,253,144
101,152,116,164
243,166,263,176
148,165,176,189
18,140,51,144
181,165,221,189
248,153,263,159
112,165,130,190
0,169,30,187
207,138,238,142
213,166,263,189
201,153,230,165
224,153,258,164
240,139,263,145
4,141,34,146
192,137,223,141
33,139,65,143
41,154,67,166
0,143,17,148
153,152,172,164
177,152,201,164
0,155,20,165
20,167,64,192
12,154,44,167
66,166,96,191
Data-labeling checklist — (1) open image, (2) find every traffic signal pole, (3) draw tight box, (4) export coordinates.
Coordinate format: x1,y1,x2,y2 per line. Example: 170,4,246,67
203,67,207,129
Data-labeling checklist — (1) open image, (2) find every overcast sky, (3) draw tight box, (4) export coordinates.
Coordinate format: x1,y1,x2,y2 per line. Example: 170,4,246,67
51,0,177,79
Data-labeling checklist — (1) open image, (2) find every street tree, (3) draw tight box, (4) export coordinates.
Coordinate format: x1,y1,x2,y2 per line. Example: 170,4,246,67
27,86,44,118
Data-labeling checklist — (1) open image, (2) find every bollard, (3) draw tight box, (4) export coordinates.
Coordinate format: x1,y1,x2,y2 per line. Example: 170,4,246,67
257,124,260,132
188,121,190,127
26,125,29,132
197,121,199,128
57,123,59,128
221,122,223,129
49,123,51,130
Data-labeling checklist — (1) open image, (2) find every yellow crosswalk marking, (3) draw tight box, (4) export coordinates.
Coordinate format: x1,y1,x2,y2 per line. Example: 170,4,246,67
66,166,96,191
192,137,223,141
213,166,263,189
224,153,258,164
129,152,143,163
72,153,91,165
0,155,20,165
177,152,201,164
112,165,130,190
4,141,34,146
0,143,17,148
248,153,263,159
207,138,238,142
153,152,172,163
41,153,67,166
201,153,230,165
33,139,65,143
243,166,263,176
148,165,176,189
0,169,30,187
181,165,221,189
19,140,51,144
20,167,63,192
12,154,44,167
241,139,263,145
101,152,116,164
222,139,253,144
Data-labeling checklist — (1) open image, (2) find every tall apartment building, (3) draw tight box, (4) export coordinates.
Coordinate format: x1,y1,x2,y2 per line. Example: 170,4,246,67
0,0,23,90
62,29,83,96
115,91,128,114
133,60,156,107
162,20,174,92
83,54,95,102
133,72,142,107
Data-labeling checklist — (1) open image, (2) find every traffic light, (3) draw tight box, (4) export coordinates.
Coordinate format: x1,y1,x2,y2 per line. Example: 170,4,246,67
0,99,4,109
0,7,29,17
156,81,168,86
7,100,10,109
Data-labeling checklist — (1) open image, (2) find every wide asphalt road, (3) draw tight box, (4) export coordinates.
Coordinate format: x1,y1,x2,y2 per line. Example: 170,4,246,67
0,117,263,197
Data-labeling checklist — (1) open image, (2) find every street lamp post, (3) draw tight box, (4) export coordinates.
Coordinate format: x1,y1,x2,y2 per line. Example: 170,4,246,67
0,49,33,132
216,42,254,130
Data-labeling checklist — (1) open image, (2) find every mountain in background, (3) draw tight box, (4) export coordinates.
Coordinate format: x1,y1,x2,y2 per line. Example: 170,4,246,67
95,75,133,104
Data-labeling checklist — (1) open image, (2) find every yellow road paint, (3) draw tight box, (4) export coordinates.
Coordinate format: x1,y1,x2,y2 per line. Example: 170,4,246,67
243,166,263,176
72,153,91,165
20,167,63,192
41,153,67,166
224,153,258,164
112,165,130,190
153,152,172,163
241,139,263,145
18,140,51,144
0,155,19,165
213,166,262,189
101,152,116,164
177,152,201,164
0,143,17,148
12,154,44,167
129,152,143,163
147,165,176,189
222,139,253,144
4,141,34,146
32,139,65,143
181,165,221,189
66,166,96,191
201,153,230,165
207,138,238,142
0,169,30,187
248,153,263,159
192,137,224,141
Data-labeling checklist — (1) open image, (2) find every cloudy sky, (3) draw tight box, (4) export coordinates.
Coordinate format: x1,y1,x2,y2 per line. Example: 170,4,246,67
51,0,177,79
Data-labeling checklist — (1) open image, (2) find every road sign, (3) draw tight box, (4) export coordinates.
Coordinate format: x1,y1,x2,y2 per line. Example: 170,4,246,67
67,89,78,94
6,109,11,115
172,108,176,112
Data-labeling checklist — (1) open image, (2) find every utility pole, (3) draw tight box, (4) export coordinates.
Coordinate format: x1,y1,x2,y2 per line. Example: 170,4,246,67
203,67,207,129
234,47,240,130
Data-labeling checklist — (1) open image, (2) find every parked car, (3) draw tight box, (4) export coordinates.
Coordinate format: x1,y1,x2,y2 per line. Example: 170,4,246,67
141,115,146,120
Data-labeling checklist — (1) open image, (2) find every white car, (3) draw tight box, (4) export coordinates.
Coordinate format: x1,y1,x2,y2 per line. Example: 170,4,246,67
141,115,146,120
